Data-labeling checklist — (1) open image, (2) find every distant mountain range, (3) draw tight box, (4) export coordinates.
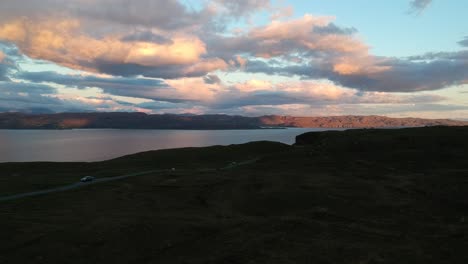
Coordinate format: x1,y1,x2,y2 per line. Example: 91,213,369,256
0,112,466,129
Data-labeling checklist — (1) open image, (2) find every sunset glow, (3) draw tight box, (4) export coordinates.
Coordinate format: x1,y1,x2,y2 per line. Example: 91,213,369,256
0,0,466,118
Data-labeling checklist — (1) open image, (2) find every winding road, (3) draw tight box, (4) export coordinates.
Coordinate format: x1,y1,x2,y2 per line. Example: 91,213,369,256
0,158,260,203
0,170,162,202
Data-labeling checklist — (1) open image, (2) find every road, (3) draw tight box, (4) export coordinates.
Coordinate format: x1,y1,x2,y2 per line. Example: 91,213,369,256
0,158,260,203
0,170,163,202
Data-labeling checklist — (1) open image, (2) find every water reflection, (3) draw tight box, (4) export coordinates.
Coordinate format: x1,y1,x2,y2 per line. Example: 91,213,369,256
0,128,334,162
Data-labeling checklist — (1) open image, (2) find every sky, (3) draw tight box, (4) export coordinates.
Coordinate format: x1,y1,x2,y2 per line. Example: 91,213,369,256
0,0,467,118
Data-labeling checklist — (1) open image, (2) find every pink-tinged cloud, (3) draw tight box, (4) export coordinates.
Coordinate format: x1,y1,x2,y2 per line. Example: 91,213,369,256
0,0,466,111
182,58,229,77
250,14,332,39
230,80,354,101
0,18,213,73
233,80,273,92
15,69,447,111
207,14,375,74
332,56,391,75
164,77,225,102
249,15,366,54
0,51,4,62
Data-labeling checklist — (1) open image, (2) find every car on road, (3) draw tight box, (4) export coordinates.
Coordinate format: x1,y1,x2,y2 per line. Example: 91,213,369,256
80,176,95,182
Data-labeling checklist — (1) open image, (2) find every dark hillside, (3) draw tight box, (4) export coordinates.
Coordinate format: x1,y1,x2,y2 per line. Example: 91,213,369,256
1,126,468,263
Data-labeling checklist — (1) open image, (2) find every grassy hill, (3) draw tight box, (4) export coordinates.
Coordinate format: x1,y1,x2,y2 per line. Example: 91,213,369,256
1,126,468,263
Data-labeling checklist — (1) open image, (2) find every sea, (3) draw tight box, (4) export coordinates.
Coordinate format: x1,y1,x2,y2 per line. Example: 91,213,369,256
0,128,340,162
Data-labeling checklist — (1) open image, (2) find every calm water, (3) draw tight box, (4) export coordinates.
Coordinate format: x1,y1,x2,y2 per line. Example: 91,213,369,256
0,128,335,162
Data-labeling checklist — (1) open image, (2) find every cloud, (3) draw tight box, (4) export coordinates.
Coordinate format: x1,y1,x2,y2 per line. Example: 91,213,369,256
323,52,468,92
0,18,207,68
0,81,56,95
0,0,466,117
409,0,432,14
0,54,8,81
15,71,194,102
0,94,129,114
3,5,463,93
0,81,65,113
458,36,468,47
204,14,370,75
0,79,157,113
0,13,369,80
271,6,294,21
212,79,446,109
0,17,226,78
0,0,273,32
17,71,226,103
16,71,168,90
2,65,454,117
213,0,270,17
245,14,366,56
0,46,18,81
120,31,174,45
203,74,222,84
91,58,229,79
0,0,214,30
14,68,449,113
236,20,468,94
245,49,468,92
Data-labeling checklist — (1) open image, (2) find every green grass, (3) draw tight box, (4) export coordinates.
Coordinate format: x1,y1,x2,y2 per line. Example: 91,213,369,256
1,127,468,263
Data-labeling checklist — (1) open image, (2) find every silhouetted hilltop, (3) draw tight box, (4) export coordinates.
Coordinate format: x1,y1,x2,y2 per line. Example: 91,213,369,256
0,112,466,129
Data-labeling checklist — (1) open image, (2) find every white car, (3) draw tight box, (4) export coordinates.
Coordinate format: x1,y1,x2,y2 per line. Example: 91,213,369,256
80,176,95,182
